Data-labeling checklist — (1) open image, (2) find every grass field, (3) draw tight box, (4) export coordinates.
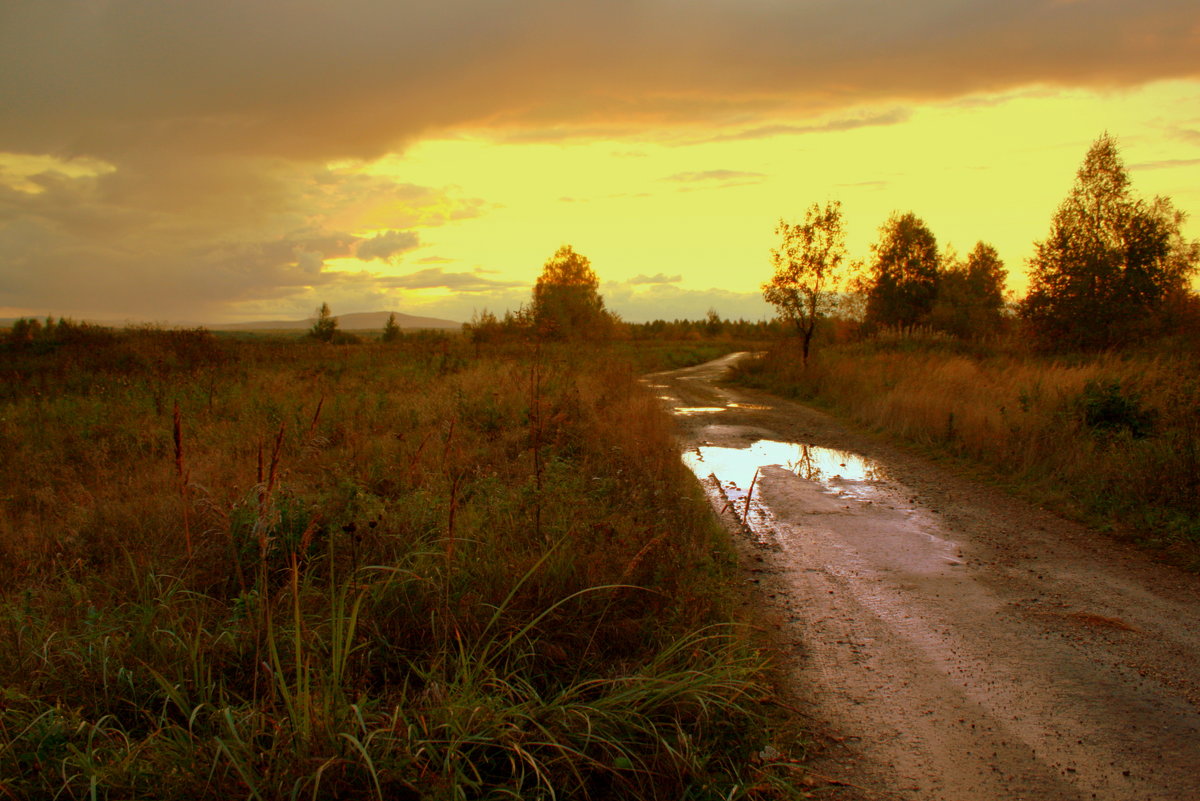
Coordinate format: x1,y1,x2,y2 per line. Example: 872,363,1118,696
0,328,798,799
733,334,1200,566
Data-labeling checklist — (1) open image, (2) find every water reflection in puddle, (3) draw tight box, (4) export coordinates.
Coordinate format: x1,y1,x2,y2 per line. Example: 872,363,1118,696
668,402,772,415
685,440,884,485
682,440,887,543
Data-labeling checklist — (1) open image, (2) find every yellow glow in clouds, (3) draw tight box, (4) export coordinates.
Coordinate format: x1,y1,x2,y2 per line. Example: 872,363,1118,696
338,79,1199,311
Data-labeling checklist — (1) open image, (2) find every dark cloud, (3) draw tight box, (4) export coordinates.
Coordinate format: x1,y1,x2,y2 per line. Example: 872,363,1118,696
2,0,1198,318
378,268,526,292
664,170,766,184
837,180,891,189
356,230,420,261
627,273,683,285
1171,126,1200,145
2,0,1197,162
0,157,484,318
1130,158,1200,171
701,109,913,144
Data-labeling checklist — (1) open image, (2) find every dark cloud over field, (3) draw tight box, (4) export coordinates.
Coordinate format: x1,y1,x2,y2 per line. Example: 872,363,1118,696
379,268,526,292
0,157,483,319
628,273,684,285
356,230,421,262
1,0,1197,319
662,169,763,188
4,0,1196,163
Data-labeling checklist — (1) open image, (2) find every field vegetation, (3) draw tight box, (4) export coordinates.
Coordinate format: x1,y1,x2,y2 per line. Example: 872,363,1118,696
733,331,1200,564
0,323,794,799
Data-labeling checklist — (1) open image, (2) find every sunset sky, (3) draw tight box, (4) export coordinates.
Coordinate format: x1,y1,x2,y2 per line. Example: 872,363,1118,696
2,0,1198,324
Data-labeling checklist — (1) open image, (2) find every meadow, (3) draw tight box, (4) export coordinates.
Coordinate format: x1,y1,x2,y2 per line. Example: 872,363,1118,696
733,332,1200,565
0,327,795,799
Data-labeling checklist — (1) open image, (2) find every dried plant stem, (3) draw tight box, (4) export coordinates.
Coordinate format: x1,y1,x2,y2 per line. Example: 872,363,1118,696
744,467,760,519
306,396,324,441
257,422,286,563
446,472,464,562
266,423,285,500
529,344,543,541
172,401,193,558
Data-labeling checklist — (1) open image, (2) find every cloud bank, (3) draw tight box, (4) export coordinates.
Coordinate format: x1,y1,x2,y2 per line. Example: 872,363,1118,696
2,0,1197,319
4,0,1196,163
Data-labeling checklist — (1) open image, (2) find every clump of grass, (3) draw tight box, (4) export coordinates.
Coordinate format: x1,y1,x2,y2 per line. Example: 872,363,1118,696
0,330,787,799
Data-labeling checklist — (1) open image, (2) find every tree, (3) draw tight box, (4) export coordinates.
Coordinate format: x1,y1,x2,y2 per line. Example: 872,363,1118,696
7,317,42,347
310,302,338,342
864,212,941,330
1021,134,1199,350
381,312,401,342
928,242,1008,338
703,307,725,338
531,245,612,340
762,201,846,363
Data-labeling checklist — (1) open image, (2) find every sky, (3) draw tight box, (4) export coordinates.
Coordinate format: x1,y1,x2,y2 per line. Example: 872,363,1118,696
2,0,1198,325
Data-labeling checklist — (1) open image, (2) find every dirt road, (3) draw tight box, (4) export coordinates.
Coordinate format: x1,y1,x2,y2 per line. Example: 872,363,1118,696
648,353,1200,801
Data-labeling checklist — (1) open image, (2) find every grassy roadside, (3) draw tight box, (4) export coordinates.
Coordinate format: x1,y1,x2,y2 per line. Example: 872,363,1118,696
0,330,803,799
731,337,1200,568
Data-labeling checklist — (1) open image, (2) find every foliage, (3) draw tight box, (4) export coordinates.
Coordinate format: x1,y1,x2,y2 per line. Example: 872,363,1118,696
532,245,613,340
1020,134,1200,350
6,315,43,346
627,316,782,341
1075,379,1156,440
309,302,339,342
864,212,942,330
381,312,401,342
0,333,792,798
704,307,724,337
762,201,847,363
928,242,1008,338
3,316,118,352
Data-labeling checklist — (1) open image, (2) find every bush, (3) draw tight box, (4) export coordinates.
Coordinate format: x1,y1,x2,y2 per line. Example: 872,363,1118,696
1075,380,1156,439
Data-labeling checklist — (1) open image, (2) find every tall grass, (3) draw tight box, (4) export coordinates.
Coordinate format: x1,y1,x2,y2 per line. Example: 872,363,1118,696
734,335,1200,560
0,330,788,799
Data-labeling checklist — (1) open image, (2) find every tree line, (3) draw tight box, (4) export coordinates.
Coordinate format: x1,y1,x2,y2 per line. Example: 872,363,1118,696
14,134,1190,355
763,134,1199,359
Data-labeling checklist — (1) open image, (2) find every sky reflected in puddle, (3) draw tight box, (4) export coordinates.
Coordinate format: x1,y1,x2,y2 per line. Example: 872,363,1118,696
673,406,728,415
685,440,884,485
682,440,887,543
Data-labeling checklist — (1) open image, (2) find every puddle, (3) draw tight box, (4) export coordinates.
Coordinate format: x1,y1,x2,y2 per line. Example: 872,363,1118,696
673,406,728,415
682,440,887,543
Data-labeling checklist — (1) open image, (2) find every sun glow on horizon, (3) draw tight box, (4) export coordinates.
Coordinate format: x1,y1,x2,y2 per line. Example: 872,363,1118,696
327,79,1199,315
2,82,1198,323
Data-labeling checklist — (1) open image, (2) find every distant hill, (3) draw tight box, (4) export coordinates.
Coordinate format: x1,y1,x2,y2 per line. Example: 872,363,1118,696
1,311,462,332
207,311,461,331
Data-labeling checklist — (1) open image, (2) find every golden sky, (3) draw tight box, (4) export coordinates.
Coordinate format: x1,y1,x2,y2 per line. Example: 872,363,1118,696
1,0,1198,323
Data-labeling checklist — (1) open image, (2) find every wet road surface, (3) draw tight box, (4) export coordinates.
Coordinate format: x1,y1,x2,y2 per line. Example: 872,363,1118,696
649,353,1200,801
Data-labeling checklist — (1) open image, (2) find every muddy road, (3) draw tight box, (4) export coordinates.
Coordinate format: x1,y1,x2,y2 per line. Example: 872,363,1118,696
648,353,1200,801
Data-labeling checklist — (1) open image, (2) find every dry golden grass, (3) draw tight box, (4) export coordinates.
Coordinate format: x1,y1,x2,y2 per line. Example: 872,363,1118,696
736,335,1200,559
